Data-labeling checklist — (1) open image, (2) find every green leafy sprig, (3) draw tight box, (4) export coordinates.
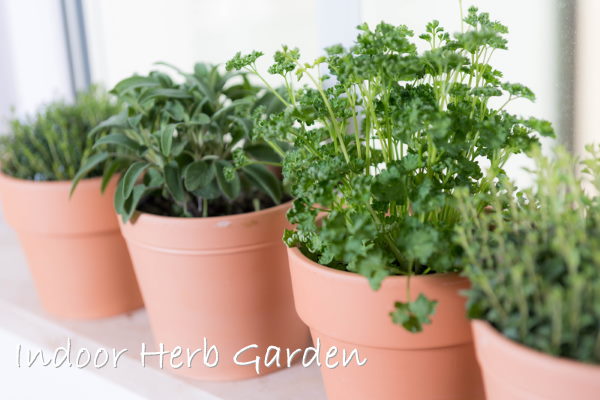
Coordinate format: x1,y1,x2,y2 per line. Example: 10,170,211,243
456,146,600,364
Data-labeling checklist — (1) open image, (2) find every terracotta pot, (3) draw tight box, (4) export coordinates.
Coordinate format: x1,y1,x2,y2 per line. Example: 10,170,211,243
0,173,143,319
287,247,485,400
119,202,309,381
472,320,600,399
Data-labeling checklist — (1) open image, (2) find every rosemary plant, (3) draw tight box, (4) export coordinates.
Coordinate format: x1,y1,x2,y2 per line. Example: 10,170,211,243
0,86,119,181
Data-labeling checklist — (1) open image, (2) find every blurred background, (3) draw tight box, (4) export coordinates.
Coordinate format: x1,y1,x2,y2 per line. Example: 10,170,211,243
1,0,597,160
0,0,597,397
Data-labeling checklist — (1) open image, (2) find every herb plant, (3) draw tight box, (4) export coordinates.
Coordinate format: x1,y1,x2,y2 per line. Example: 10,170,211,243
73,63,286,221
227,6,554,332
456,146,600,364
0,86,120,181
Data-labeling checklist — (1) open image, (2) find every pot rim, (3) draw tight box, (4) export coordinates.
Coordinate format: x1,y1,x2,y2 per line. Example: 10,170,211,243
0,170,103,187
126,199,294,225
473,319,600,372
287,245,462,284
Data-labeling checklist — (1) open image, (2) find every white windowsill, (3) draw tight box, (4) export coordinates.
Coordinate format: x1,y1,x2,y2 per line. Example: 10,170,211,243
0,207,327,400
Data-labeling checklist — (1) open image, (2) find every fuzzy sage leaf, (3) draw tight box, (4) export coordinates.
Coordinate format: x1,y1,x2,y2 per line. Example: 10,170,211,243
75,63,287,219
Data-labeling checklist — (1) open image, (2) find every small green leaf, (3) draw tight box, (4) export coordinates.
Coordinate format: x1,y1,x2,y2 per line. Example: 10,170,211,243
501,82,535,101
114,177,127,220
70,152,110,196
409,294,438,323
123,184,147,222
229,115,250,136
184,160,215,191
242,163,282,204
192,180,221,200
390,294,438,333
89,112,128,137
189,75,216,103
401,227,439,265
100,159,125,193
525,118,555,138
170,138,188,157
121,161,149,200
213,98,253,121
112,76,160,94
191,113,210,125
245,143,281,164
143,167,164,189
158,89,193,99
164,162,186,203
93,133,144,153
216,160,240,200
390,302,414,331
165,102,187,121
160,125,175,156
127,115,142,129
144,88,192,101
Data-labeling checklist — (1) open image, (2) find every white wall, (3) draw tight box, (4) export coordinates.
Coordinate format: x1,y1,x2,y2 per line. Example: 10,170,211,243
575,0,600,154
0,0,72,128
316,0,361,50
83,0,320,88
0,1,17,132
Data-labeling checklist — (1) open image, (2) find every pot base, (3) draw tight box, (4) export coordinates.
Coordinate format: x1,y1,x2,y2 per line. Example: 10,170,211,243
473,320,600,400
0,174,143,320
19,230,143,319
287,247,485,400
313,329,485,400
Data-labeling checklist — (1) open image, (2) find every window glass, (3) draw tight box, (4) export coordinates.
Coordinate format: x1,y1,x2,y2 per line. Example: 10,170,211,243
83,0,319,87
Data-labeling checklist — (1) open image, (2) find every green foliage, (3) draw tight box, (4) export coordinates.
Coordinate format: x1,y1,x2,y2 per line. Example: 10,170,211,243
456,146,600,364
228,6,554,332
0,86,120,181
391,294,439,333
75,63,286,222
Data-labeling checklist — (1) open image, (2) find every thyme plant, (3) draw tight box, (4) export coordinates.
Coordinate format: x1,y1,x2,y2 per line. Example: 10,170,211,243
0,86,119,181
456,147,600,364
227,7,554,332
73,63,286,221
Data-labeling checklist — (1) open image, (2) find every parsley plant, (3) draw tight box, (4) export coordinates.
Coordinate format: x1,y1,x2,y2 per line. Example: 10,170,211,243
228,7,554,332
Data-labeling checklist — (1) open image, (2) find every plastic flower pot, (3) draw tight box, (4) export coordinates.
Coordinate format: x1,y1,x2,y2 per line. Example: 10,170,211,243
287,247,485,400
472,320,600,399
0,173,143,319
119,202,309,381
